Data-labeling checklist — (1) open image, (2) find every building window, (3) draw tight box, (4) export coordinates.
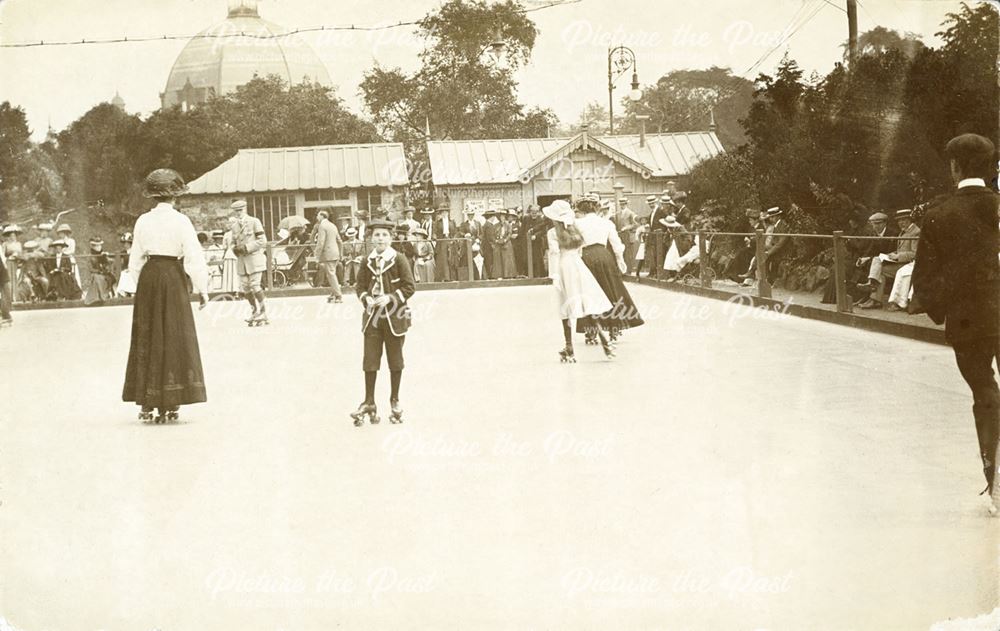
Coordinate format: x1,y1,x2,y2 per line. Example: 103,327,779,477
249,194,297,240
304,189,350,202
357,188,382,213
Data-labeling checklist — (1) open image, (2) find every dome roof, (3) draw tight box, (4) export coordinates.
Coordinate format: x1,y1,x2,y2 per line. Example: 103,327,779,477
160,2,332,109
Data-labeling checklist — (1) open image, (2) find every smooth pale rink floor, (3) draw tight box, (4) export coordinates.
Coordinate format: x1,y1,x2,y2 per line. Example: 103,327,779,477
1,285,998,631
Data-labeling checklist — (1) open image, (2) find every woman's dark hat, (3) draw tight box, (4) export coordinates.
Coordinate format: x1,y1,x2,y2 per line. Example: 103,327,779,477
367,220,395,233
143,169,188,198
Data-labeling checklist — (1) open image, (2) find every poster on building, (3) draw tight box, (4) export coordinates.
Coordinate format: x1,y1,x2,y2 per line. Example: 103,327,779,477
464,199,486,214
487,198,505,210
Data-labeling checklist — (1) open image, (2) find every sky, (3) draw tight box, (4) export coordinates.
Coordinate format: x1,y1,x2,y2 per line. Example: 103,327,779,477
0,0,974,141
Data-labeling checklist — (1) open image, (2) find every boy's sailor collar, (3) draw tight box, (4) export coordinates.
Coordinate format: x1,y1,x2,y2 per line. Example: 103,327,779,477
368,245,397,269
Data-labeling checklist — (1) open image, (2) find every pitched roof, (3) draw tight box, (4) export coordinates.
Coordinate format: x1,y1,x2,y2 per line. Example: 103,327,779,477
426,131,724,186
186,143,409,195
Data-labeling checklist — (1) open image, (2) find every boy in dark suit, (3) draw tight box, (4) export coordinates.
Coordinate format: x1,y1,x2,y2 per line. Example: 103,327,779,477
912,133,1000,514
350,220,416,427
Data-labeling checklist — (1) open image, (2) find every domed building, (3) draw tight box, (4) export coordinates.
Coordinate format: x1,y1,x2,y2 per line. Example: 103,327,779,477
160,0,333,110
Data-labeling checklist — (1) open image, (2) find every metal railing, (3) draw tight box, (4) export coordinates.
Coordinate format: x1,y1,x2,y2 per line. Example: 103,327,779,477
636,229,921,314
263,236,549,288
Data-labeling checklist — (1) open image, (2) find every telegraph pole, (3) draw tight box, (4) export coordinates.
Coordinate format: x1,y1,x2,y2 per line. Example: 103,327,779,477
846,0,858,66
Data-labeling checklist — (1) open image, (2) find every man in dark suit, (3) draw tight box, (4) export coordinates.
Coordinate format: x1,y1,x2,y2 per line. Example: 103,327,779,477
647,195,673,279
431,203,459,282
481,210,498,280
912,133,1000,514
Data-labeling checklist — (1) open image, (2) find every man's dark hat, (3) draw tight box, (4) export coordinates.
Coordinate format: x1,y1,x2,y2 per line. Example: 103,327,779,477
368,220,395,232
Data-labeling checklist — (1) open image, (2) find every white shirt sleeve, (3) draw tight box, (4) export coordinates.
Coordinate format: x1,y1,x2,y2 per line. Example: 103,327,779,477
605,218,625,258
546,228,560,279
180,216,209,295
127,216,148,286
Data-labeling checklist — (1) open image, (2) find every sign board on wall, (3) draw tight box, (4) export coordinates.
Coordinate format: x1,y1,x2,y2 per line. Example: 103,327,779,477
463,199,486,213
487,198,504,210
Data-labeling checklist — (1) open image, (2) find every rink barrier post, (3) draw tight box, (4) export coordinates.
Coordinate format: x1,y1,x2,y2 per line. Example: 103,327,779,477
832,231,853,314
526,234,534,278
265,242,274,289
466,238,474,281
755,229,771,299
697,230,710,288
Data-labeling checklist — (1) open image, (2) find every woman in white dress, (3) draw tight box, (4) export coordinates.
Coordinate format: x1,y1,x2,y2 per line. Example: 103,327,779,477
544,200,614,362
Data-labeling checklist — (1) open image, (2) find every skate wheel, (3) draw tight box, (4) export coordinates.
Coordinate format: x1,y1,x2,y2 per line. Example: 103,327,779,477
370,415,380,425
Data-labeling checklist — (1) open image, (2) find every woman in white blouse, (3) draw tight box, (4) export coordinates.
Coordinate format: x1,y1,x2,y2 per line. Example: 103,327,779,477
122,169,209,423
573,195,644,344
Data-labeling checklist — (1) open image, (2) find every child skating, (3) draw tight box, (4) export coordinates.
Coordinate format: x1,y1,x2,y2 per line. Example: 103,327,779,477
350,220,415,426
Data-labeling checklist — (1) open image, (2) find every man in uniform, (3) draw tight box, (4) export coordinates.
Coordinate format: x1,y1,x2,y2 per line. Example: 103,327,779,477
912,133,1000,514
229,199,268,323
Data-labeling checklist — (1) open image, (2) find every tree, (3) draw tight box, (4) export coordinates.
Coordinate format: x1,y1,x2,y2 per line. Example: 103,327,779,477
360,0,554,142
620,67,755,148
841,26,927,61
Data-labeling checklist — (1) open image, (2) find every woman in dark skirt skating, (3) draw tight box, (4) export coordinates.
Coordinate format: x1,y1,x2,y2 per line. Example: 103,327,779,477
573,195,644,343
122,169,210,423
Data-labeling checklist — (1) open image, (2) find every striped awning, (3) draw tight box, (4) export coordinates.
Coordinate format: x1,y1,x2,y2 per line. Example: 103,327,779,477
186,143,409,194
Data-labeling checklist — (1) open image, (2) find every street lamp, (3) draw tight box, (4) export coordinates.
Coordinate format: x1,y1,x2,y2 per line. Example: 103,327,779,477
608,45,641,135
480,31,507,65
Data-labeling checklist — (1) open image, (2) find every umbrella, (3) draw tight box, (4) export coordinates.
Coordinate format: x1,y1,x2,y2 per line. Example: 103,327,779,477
278,215,310,231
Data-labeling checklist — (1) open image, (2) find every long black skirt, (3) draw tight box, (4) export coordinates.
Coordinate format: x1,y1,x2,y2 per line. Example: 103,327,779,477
576,244,644,332
122,256,206,408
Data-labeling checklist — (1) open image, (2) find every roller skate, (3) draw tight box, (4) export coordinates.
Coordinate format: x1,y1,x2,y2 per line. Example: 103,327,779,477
350,401,378,427
558,345,576,363
600,336,616,359
248,307,269,327
389,399,403,424
609,328,621,343
156,407,180,423
244,306,258,325
138,407,155,423
584,330,599,345
327,295,343,304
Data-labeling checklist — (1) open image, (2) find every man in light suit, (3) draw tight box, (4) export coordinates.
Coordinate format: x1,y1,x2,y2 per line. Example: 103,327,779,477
614,198,640,273
314,209,344,303
230,199,268,321
912,133,1000,514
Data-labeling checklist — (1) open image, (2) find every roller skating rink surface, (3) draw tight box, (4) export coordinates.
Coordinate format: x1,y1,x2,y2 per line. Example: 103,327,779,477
1,285,998,630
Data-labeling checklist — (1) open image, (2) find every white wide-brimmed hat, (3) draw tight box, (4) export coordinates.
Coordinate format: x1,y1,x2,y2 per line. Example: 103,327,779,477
660,214,683,228
542,199,574,225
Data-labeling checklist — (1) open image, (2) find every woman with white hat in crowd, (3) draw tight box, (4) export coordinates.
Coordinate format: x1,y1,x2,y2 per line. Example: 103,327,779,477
122,169,209,424
543,199,614,362
3,225,24,258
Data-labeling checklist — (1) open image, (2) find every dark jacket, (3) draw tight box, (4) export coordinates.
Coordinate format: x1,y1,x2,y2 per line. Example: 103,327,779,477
912,185,999,343
356,247,416,337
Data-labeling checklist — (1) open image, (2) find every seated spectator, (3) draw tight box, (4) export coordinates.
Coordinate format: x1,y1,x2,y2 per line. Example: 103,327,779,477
886,261,916,312
83,237,115,305
852,212,897,303
858,208,920,309
46,239,81,300
18,240,50,301
661,215,698,281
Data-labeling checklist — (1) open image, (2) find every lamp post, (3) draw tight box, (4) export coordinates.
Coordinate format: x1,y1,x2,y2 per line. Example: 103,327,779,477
607,45,642,135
